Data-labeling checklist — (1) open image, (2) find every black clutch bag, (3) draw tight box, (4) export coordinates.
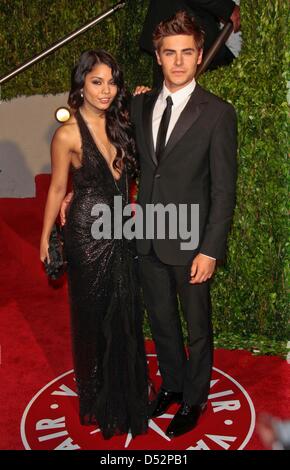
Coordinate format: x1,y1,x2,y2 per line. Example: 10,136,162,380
44,224,67,280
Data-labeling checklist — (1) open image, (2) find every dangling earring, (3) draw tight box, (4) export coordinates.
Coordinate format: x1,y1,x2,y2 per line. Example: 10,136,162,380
80,89,84,98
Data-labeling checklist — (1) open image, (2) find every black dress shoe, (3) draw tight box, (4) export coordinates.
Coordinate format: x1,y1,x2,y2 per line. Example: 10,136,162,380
151,389,183,418
166,402,207,437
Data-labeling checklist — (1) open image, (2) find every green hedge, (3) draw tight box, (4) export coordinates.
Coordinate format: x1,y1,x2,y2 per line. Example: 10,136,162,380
1,0,288,355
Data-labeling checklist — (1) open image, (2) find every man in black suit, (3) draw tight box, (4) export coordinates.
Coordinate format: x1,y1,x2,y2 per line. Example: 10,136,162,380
131,10,237,437
140,0,241,85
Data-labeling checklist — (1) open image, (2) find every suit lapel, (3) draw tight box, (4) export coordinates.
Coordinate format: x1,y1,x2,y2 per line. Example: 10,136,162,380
160,84,208,163
142,89,160,166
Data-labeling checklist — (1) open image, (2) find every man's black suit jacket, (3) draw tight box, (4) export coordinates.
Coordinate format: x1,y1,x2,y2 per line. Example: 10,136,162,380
130,84,237,266
140,0,236,68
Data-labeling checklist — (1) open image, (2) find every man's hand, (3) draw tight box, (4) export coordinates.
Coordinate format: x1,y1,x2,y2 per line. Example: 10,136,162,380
60,191,73,226
230,5,241,33
190,253,216,284
133,85,152,96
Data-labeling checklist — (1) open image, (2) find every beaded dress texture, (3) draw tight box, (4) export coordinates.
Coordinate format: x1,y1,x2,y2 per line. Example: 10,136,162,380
63,109,149,439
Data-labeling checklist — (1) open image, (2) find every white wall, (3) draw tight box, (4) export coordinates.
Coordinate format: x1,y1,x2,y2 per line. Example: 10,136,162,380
0,93,69,197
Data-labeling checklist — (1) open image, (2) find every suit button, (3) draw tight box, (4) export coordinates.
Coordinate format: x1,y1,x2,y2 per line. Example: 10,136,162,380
155,174,161,179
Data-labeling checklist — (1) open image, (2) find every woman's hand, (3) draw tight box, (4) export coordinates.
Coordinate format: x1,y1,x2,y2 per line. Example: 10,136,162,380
133,85,151,96
40,125,71,257
40,237,50,264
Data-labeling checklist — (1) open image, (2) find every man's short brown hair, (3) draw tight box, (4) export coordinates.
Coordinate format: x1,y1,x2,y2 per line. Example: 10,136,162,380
153,10,205,51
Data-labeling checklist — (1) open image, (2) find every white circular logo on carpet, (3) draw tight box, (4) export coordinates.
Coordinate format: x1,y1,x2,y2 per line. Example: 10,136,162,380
21,353,255,450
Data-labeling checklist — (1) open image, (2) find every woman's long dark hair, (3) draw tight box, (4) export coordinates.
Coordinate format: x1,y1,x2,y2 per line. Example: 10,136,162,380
68,50,138,177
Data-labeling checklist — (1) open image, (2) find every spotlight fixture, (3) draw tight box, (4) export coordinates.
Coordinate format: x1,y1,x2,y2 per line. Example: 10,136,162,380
55,107,71,123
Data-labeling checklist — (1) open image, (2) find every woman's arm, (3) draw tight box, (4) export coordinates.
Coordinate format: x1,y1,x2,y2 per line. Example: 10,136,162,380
40,126,72,263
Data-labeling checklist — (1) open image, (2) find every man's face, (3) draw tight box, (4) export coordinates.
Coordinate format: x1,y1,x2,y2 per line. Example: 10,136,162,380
156,35,203,92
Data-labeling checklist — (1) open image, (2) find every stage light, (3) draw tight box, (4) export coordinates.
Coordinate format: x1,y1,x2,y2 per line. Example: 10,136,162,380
55,107,71,122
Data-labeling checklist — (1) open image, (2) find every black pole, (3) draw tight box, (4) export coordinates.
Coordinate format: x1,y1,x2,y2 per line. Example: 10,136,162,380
0,1,126,85
196,22,234,78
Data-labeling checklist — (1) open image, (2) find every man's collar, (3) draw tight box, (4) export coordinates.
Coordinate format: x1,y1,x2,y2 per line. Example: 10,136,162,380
160,78,196,107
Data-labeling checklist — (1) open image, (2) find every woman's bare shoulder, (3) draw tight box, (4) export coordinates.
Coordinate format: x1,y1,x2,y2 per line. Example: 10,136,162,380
52,113,79,144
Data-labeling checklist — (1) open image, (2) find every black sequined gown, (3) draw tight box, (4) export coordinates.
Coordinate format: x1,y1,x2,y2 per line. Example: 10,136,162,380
63,109,149,439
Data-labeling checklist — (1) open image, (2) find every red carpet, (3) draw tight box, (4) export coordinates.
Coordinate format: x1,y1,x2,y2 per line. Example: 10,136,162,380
0,175,289,450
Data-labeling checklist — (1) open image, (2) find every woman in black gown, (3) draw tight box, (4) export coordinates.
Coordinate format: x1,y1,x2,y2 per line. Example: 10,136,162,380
40,50,150,439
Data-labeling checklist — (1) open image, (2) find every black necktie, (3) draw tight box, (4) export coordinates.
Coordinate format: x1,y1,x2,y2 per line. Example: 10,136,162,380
156,95,173,163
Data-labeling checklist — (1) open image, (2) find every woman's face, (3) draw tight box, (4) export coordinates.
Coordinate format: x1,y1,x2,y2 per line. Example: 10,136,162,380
82,63,118,112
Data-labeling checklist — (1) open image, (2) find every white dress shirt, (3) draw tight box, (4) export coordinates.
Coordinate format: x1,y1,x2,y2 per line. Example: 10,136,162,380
152,78,216,261
224,0,241,58
152,78,196,149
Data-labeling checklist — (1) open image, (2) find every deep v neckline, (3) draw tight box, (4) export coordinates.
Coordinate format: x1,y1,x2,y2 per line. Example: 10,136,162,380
78,109,122,182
